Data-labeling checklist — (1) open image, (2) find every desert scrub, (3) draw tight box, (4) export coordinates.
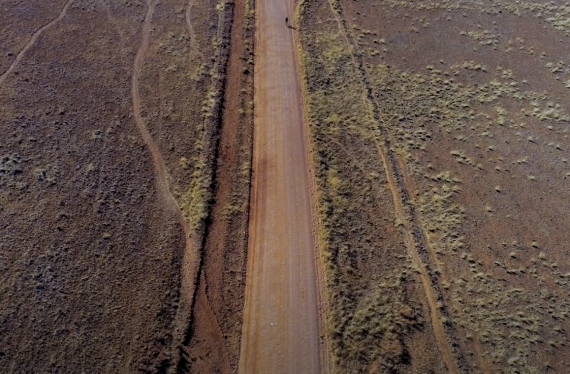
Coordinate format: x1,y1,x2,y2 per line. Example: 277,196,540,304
297,1,444,372
362,52,570,374
418,172,465,256
0,154,25,188
300,0,570,372
141,0,235,233
178,8,232,231
354,5,570,374
461,29,500,47
447,250,570,373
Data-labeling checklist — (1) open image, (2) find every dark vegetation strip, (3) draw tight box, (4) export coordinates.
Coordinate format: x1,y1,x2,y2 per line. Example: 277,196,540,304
175,0,233,368
173,0,255,371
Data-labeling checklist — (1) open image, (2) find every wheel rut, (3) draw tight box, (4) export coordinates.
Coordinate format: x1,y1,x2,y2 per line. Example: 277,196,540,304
325,1,469,372
185,0,205,61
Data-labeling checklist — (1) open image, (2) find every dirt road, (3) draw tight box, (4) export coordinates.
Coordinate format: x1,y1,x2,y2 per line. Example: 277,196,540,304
238,0,322,372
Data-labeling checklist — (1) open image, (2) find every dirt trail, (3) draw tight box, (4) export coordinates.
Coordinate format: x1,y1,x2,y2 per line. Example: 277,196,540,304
376,145,459,374
238,0,322,372
324,2,464,372
0,0,73,86
131,0,197,317
185,0,205,61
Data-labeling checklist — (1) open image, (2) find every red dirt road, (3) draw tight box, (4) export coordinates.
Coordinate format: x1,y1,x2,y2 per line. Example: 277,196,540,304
238,0,322,372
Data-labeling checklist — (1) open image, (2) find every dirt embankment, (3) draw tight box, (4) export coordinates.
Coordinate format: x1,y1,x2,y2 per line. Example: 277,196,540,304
179,0,256,372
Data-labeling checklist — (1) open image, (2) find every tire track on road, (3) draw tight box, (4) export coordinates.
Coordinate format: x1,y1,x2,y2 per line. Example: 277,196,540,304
0,0,74,86
238,0,322,371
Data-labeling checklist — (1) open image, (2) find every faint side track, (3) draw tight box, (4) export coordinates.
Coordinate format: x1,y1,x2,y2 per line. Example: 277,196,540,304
0,0,74,86
192,272,231,370
325,1,469,373
185,0,205,61
132,0,185,226
130,0,199,369
98,0,128,53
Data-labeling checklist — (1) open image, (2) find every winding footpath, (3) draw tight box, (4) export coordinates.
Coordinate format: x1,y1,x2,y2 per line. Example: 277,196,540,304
0,0,73,86
238,0,322,372
131,0,195,271
131,0,198,347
